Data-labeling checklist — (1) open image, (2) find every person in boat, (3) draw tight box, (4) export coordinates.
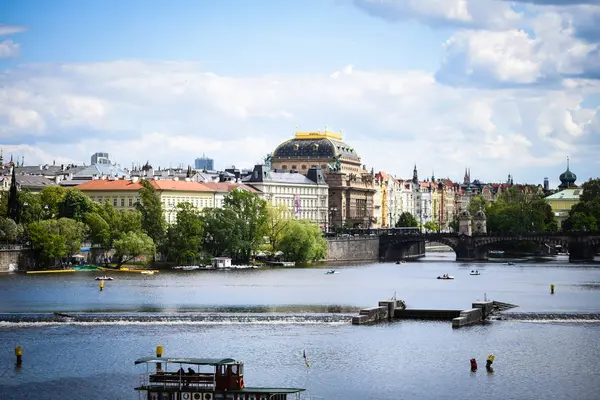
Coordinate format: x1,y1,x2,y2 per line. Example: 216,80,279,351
187,367,195,375
177,367,185,375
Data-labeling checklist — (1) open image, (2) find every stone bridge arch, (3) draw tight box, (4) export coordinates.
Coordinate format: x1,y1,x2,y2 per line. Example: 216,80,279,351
473,235,570,252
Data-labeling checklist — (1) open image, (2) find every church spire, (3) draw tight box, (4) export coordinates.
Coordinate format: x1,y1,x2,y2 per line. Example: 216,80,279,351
412,164,419,185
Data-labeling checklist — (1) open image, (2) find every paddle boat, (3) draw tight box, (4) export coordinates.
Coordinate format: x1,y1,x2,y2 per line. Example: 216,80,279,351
395,261,406,264
504,262,516,266
141,270,155,275
437,274,454,280
134,354,305,400
94,276,114,281
470,270,481,276
325,269,338,274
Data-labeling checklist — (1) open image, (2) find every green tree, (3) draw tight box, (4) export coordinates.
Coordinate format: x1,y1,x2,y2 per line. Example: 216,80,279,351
202,208,240,259
279,219,327,263
28,218,88,265
18,190,43,224
136,179,166,247
0,217,22,242
84,212,111,248
264,203,291,253
449,215,459,233
486,187,557,234
58,189,95,221
468,195,488,216
0,192,8,218
39,186,67,219
396,212,418,228
165,203,204,263
563,178,600,232
113,231,155,267
423,220,439,232
222,189,268,263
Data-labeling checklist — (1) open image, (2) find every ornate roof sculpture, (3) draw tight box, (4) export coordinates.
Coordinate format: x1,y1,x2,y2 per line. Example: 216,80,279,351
272,130,361,162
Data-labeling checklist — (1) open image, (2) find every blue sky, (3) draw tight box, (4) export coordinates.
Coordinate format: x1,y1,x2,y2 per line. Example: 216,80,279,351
1,0,599,187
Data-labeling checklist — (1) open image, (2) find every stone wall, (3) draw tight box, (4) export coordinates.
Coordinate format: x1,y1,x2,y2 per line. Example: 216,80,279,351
0,249,36,272
326,236,379,262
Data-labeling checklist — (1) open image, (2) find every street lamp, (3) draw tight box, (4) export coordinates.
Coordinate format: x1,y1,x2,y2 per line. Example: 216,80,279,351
329,206,337,233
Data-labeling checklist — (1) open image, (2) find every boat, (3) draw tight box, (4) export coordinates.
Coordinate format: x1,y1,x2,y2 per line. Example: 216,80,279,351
470,270,481,276
134,355,305,400
94,276,114,281
395,261,406,264
437,275,454,280
172,265,201,271
504,262,516,266
325,269,338,274
141,271,155,275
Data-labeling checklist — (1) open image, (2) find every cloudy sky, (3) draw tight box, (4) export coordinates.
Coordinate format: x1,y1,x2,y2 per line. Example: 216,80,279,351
1,0,599,187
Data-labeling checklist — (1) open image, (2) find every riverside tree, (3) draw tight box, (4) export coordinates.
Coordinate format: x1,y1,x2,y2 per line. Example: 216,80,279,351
136,179,166,247
164,203,204,264
278,219,327,263
396,212,418,228
28,218,88,266
113,231,155,268
263,203,292,254
562,178,600,232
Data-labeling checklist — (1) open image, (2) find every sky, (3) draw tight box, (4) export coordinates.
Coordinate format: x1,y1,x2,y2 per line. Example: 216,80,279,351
1,0,599,188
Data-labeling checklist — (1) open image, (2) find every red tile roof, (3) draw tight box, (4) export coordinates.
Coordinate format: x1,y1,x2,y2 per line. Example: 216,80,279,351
76,179,214,192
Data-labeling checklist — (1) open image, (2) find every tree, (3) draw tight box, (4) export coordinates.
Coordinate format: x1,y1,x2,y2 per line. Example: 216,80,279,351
164,203,204,263
39,186,67,219
264,203,291,253
0,217,22,242
58,189,95,222
563,178,600,232
486,188,557,234
396,212,418,228
423,220,439,232
202,207,240,259
222,189,268,263
28,218,88,265
113,231,155,267
449,215,459,233
279,219,327,263
468,195,488,216
85,212,111,248
17,190,43,224
136,179,166,247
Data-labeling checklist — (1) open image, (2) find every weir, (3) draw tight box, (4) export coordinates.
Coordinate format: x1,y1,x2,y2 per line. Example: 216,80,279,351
351,298,518,328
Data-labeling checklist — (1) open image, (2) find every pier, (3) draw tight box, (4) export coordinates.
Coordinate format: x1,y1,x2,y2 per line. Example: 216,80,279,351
351,298,517,328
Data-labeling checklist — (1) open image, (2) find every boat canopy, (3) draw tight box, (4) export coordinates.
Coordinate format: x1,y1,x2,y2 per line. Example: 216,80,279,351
134,356,237,365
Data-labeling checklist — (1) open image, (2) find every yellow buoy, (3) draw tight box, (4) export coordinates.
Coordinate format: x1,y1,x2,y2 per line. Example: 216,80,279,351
99,281,104,291
156,346,164,357
15,346,22,366
487,354,495,363
550,284,555,294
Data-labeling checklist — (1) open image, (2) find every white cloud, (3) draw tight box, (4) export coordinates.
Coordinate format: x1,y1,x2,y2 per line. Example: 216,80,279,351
353,0,523,30
0,24,27,36
0,61,597,184
0,39,20,58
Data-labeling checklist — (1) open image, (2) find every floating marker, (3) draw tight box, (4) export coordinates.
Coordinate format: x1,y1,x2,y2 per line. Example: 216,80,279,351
15,346,22,366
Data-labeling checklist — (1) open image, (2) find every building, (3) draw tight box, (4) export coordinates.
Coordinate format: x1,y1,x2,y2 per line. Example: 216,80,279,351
244,164,329,227
201,182,260,209
545,189,582,227
270,129,376,228
195,154,214,171
60,163,130,187
76,178,216,224
545,159,581,227
91,152,111,165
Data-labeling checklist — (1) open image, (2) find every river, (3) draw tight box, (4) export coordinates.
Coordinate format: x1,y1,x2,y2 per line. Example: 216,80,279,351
1,253,599,399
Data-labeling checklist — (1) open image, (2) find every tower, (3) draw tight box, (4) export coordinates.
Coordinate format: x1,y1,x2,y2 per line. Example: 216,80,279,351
7,165,19,223
412,165,419,185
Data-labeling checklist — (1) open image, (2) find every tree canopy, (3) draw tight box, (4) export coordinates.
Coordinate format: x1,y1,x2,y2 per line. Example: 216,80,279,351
396,212,418,228
563,178,600,232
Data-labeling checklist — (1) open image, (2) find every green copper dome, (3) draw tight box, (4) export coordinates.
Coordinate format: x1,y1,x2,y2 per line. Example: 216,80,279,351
558,157,577,189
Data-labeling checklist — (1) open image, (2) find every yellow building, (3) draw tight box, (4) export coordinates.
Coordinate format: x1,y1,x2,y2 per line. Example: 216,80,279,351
76,178,216,223
545,188,582,227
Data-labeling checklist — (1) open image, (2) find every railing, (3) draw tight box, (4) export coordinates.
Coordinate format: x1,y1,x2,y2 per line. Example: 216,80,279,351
141,372,216,390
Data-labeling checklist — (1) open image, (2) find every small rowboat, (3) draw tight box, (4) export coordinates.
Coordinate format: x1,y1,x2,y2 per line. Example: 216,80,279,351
94,276,114,281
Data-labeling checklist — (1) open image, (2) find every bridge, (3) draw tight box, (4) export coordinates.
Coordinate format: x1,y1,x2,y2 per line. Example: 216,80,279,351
331,229,600,262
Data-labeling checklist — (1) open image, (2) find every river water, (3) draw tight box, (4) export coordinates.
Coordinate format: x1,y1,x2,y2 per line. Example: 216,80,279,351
1,253,599,400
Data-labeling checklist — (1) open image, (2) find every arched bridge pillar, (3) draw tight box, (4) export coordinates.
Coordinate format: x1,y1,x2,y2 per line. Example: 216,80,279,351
569,239,596,262
455,236,487,262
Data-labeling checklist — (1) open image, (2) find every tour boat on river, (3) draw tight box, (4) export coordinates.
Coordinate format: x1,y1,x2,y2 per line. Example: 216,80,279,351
134,355,305,400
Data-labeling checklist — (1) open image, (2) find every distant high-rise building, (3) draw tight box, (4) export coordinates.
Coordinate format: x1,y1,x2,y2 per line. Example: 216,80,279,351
195,154,214,170
543,177,550,192
91,152,111,165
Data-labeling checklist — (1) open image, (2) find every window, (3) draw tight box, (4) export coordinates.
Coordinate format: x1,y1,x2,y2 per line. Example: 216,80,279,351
129,198,133,207
113,199,117,206
120,199,125,207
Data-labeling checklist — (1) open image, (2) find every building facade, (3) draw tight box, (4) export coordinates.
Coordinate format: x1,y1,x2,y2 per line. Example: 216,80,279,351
270,130,376,228
244,164,329,227
195,154,215,171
